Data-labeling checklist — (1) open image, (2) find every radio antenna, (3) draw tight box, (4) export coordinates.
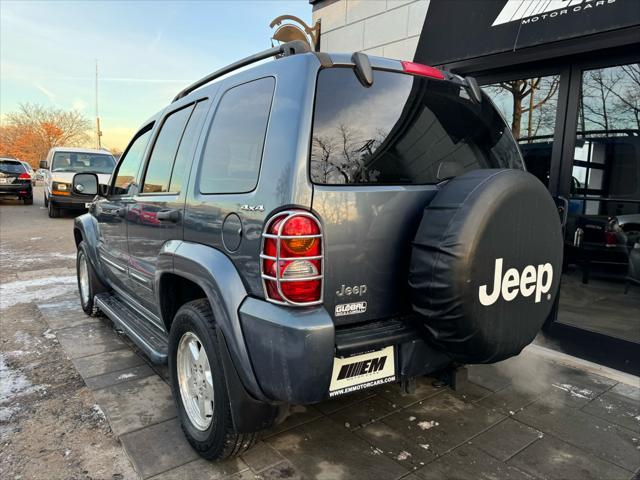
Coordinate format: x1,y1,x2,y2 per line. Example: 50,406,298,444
95,59,102,149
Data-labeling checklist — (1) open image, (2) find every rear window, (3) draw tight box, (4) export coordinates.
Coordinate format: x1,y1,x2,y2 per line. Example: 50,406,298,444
0,160,25,174
310,68,523,185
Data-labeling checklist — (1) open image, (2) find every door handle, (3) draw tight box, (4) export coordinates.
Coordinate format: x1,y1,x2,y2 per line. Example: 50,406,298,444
554,196,568,229
157,209,181,222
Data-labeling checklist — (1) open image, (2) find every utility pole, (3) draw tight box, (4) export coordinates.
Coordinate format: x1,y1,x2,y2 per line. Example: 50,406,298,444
95,60,102,149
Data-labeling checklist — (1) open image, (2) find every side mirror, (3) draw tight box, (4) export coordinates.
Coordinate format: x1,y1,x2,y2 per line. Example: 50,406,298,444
39,160,48,169
73,173,99,195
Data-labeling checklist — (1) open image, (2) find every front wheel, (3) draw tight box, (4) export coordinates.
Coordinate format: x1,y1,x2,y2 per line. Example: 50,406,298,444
77,242,107,316
48,201,60,218
168,299,257,460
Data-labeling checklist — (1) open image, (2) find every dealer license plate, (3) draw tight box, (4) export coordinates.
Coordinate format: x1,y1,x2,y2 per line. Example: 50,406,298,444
329,346,396,397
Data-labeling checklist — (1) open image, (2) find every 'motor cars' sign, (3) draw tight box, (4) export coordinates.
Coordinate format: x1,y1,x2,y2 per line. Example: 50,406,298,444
415,0,639,66
492,0,619,26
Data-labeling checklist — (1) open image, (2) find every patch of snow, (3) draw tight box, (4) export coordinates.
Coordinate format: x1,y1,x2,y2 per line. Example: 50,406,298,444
551,383,593,400
509,410,515,416
50,253,76,260
417,420,439,430
0,354,44,402
0,404,19,422
419,444,429,450
92,404,106,421
396,451,411,461
117,373,136,380
408,416,416,422
0,275,77,310
43,329,56,340
30,237,43,241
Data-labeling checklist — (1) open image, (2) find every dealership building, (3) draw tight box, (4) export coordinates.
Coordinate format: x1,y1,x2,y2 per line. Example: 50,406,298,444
310,0,640,373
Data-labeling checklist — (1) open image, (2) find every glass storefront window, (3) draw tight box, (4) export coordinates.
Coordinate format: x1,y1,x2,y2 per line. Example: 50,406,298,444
483,75,560,186
559,63,640,343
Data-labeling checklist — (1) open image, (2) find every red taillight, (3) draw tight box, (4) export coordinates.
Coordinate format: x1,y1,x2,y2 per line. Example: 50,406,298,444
604,231,617,246
401,61,445,80
261,210,322,305
18,172,30,180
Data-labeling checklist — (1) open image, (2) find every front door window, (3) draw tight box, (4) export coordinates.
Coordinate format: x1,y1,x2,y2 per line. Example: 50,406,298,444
558,63,640,343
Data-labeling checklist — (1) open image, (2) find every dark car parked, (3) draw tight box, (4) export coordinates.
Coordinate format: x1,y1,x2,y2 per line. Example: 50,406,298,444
0,158,33,204
72,42,564,460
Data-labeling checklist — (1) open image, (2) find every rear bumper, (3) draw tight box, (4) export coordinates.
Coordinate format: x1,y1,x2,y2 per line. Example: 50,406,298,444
239,298,451,404
0,183,32,197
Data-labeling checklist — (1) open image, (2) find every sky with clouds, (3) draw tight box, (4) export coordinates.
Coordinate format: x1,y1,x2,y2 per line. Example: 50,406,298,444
0,0,311,151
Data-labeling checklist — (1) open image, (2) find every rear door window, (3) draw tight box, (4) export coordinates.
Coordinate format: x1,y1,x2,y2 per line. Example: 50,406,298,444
142,105,194,194
169,102,208,194
311,68,523,185
199,77,275,194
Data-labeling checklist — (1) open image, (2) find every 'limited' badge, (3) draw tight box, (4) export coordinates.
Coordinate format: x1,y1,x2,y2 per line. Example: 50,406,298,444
335,301,367,316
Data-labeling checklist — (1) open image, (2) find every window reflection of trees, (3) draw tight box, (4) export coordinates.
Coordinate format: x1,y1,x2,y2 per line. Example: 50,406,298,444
579,64,640,137
485,76,560,142
311,124,383,184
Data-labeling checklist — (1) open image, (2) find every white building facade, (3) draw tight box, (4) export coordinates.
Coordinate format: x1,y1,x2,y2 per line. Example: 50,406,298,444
311,0,430,60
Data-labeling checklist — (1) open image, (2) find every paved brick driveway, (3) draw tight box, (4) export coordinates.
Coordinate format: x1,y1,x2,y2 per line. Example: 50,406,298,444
37,294,640,480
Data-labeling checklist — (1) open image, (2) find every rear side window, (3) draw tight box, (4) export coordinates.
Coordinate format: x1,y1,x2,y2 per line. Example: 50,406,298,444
311,68,523,185
199,77,275,194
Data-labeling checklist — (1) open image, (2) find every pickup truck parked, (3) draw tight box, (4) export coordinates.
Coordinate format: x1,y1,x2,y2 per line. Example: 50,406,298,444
72,42,563,460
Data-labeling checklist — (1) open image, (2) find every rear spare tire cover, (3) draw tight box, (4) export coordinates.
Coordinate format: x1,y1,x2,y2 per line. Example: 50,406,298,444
409,169,563,364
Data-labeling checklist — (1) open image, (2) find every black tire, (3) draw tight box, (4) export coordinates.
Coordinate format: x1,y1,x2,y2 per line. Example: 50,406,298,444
23,197,33,205
168,299,258,460
76,241,107,316
48,200,60,218
44,193,49,207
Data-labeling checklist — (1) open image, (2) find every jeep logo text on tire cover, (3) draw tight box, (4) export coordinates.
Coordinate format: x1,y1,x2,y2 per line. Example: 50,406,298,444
479,258,553,306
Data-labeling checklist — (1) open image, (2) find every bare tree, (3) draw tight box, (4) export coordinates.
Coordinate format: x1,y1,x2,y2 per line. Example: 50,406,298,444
0,103,91,167
311,124,383,184
487,77,559,140
579,64,640,134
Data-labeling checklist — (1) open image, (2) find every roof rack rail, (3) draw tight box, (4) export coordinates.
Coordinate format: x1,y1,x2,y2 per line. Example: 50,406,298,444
172,40,311,102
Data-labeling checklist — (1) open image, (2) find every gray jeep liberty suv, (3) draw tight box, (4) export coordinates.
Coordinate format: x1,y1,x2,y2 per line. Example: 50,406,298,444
72,41,563,460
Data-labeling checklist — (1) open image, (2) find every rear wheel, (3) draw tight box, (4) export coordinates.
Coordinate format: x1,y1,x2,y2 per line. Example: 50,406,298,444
77,242,107,316
169,299,257,460
23,197,33,205
48,200,60,218
44,193,49,207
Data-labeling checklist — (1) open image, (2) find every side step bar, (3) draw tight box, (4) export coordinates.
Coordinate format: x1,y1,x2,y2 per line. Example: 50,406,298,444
95,293,168,364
